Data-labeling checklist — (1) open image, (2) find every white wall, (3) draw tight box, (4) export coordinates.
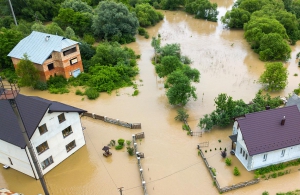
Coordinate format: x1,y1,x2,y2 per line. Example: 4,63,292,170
0,140,35,178
234,129,250,170
30,111,85,176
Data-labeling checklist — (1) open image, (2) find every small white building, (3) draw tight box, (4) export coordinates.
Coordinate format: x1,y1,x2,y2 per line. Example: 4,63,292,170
230,105,300,171
0,94,86,179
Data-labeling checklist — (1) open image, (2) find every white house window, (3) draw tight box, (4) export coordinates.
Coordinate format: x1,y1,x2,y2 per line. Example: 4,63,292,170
245,154,248,160
243,151,245,157
281,150,285,157
36,141,49,155
8,157,13,165
58,113,66,123
38,124,48,135
63,47,77,56
62,126,73,138
47,63,54,71
41,156,53,170
66,140,76,152
263,154,268,161
240,148,242,154
70,57,78,65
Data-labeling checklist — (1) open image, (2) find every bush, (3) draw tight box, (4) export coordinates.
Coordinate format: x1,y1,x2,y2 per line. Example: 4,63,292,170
144,32,149,39
34,81,48,91
132,89,139,96
126,147,134,155
234,167,240,176
115,145,123,150
47,75,67,88
75,89,84,96
48,87,69,94
118,139,125,146
211,168,216,176
225,158,231,166
110,140,116,146
83,34,95,45
126,140,131,146
262,191,269,195
138,27,146,36
271,172,277,178
85,88,99,100
221,150,227,158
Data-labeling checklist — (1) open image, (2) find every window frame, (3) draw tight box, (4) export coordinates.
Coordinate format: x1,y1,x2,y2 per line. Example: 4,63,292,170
263,154,268,161
63,47,77,56
70,57,78,65
36,141,49,155
66,140,76,152
245,154,248,160
58,113,66,123
38,124,48,135
62,126,73,138
47,63,54,71
41,156,54,170
281,149,285,157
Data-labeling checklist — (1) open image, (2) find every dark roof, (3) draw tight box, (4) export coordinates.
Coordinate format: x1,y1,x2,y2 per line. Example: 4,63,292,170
286,93,300,111
237,105,300,156
0,94,86,148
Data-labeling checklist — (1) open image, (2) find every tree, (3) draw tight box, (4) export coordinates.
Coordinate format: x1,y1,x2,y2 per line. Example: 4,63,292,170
151,36,161,63
134,3,164,27
31,22,47,33
165,70,197,106
259,62,288,91
161,0,182,10
160,43,181,58
244,17,288,51
155,56,183,78
16,54,40,87
61,0,93,13
259,33,291,61
92,1,139,43
45,22,65,36
65,27,76,39
0,27,24,69
175,108,189,121
185,0,218,22
221,8,251,29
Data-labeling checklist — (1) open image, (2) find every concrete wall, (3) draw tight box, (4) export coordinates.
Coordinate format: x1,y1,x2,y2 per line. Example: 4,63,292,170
30,111,86,177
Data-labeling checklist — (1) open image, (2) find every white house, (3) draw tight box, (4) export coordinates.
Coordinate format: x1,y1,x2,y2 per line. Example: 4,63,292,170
0,94,86,179
230,105,300,171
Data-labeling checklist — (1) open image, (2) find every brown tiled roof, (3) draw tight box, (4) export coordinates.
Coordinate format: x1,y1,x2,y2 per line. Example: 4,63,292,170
237,105,300,156
0,94,86,148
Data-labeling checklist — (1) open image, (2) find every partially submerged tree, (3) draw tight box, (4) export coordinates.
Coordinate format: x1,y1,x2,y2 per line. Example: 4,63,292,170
175,108,189,122
16,54,40,87
259,62,288,91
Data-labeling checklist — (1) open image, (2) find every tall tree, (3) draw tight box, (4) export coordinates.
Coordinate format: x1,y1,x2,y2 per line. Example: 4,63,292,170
155,56,183,78
221,8,251,29
259,62,288,91
16,54,40,87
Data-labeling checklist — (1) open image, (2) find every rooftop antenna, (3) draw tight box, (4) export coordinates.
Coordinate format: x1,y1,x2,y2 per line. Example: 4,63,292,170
0,77,49,195
8,0,18,26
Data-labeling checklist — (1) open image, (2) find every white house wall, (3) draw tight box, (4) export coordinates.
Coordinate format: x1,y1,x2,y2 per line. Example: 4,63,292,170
234,129,250,170
0,139,35,178
30,111,85,177
251,144,300,170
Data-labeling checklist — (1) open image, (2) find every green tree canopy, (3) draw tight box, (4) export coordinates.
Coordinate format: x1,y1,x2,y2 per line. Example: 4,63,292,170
16,54,40,87
53,8,93,36
258,62,288,91
31,22,47,33
155,56,183,78
92,1,139,43
0,27,24,69
134,3,164,27
45,22,65,36
259,33,291,61
165,70,197,106
185,0,219,22
161,0,182,10
221,8,251,28
61,0,93,13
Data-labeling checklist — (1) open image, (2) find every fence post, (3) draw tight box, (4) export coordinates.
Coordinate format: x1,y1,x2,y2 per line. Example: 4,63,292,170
92,113,95,119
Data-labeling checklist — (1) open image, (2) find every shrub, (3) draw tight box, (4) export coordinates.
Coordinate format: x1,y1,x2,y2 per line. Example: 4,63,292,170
294,73,298,76
205,150,207,153
211,168,216,176
75,89,84,96
218,139,221,143
221,150,227,158
85,88,99,100
278,171,285,176
138,27,146,36
182,124,189,131
48,87,69,94
220,147,222,150
271,172,277,178
47,75,67,88
126,147,134,155
110,140,116,146
115,145,123,150
210,149,212,152
225,158,231,166
83,34,95,45
132,89,139,96
126,140,131,146
118,139,125,146
34,81,48,91
215,148,217,150
234,167,240,176
144,32,149,39
262,191,269,195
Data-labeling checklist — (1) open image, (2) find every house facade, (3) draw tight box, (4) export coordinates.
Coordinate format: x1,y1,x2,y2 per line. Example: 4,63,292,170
230,105,300,171
8,31,83,82
0,94,86,179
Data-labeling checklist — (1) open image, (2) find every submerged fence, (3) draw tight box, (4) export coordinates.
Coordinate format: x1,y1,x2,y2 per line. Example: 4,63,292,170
132,133,148,195
183,120,202,137
82,112,141,129
198,149,260,193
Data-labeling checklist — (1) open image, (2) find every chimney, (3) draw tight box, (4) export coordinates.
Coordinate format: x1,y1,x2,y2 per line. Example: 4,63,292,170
45,36,50,41
266,105,270,110
281,116,286,126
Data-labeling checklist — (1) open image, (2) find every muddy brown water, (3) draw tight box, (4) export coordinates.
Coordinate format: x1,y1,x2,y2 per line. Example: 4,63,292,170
1,1,300,194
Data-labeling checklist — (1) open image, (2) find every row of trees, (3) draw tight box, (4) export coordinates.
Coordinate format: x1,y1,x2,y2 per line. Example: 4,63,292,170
151,36,200,106
221,0,300,61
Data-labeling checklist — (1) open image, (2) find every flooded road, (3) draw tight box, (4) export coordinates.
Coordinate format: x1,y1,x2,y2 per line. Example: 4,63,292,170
1,0,300,194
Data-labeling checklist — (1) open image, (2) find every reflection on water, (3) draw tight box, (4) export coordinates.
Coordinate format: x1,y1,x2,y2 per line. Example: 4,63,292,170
1,3,300,195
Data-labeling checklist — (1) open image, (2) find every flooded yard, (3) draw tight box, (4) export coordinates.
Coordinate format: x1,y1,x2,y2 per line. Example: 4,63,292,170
1,0,300,194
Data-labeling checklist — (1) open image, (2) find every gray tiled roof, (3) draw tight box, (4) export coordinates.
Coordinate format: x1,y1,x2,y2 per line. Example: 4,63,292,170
286,93,300,111
0,94,86,148
7,31,78,65
237,105,300,156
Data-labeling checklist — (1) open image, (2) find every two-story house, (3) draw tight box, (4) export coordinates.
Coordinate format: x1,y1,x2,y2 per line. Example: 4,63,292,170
230,105,300,171
0,94,86,179
8,31,83,82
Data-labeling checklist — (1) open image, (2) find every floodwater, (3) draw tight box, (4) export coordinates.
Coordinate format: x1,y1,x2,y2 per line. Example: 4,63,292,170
1,0,300,194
